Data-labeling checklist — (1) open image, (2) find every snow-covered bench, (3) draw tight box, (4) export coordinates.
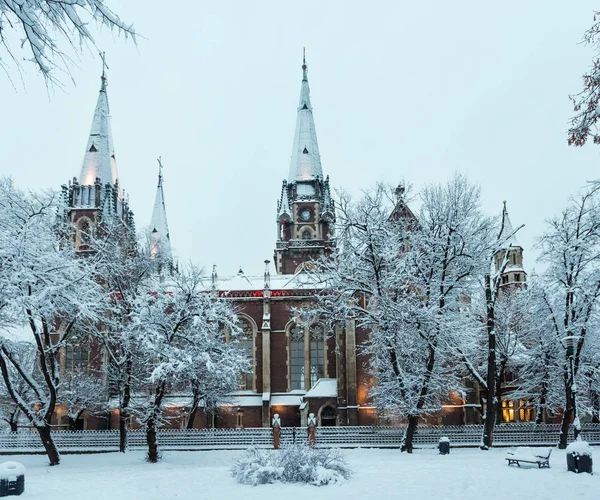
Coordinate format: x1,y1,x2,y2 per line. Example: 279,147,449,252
505,447,552,468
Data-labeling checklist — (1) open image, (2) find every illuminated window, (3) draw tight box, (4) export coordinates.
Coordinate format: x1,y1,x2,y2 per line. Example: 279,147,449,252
501,400,515,422
290,324,305,390
236,409,244,428
518,399,535,422
236,319,254,390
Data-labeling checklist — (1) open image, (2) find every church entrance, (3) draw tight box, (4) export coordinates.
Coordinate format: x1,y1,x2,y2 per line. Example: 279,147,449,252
319,405,337,426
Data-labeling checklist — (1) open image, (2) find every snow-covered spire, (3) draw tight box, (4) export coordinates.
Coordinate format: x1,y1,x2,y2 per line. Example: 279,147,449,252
150,157,172,260
498,201,519,248
79,61,118,187
288,48,323,183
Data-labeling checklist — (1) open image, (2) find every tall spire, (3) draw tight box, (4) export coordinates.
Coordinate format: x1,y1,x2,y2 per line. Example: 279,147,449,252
288,48,323,183
78,55,118,187
150,157,172,260
498,201,519,247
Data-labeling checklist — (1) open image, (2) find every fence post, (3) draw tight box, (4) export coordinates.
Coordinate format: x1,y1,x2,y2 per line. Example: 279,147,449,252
272,414,281,450
308,413,316,447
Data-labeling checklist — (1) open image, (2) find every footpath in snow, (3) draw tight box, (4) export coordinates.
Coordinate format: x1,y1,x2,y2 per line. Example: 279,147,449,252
3,447,598,499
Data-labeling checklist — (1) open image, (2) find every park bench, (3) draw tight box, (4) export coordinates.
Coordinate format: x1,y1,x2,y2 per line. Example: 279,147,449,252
505,447,552,468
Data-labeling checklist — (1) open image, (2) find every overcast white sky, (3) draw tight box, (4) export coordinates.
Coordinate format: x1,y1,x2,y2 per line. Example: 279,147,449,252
1,1,599,276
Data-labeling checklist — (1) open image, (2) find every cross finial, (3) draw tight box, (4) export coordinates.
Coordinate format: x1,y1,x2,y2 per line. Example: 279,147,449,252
302,47,307,71
157,157,163,185
99,51,109,87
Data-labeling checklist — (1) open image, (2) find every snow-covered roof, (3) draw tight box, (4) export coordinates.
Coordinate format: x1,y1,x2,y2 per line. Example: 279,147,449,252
225,391,263,407
214,267,325,292
304,378,337,398
270,392,304,407
150,160,172,260
288,53,323,183
79,75,118,187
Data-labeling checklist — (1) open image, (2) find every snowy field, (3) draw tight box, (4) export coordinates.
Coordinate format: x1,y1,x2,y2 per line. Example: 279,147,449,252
5,447,598,499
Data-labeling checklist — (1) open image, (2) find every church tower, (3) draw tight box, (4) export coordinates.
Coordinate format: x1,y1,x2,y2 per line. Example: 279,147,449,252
494,201,526,292
274,51,335,274
62,67,133,250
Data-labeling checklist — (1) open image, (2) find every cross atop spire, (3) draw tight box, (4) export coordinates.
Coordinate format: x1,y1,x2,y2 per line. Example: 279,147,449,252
78,64,118,187
288,48,323,183
99,51,109,87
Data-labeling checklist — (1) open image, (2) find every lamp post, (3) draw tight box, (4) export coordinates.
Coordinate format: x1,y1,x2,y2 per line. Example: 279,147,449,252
561,335,581,441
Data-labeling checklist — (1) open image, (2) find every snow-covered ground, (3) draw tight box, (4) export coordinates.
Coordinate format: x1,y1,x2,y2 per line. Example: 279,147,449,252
5,447,598,499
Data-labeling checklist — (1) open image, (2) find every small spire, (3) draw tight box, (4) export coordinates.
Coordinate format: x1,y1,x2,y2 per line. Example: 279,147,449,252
498,201,518,247
264,260,271,290
149,157,172,261
211,264,218,291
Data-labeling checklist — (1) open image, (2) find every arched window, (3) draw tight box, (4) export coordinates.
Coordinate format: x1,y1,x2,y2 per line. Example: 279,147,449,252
302,229,311,240
309,324,325,386
65,341,89,373
290,324,305,390
237,319,254,390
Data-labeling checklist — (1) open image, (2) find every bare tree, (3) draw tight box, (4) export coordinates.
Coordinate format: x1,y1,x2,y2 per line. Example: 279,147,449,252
0,0,135,84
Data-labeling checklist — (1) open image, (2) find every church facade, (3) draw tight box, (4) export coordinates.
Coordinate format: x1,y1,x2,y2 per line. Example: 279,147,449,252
60,56,532,430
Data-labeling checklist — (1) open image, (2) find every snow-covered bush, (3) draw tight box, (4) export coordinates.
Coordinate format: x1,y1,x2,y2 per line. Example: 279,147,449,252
231,445,352,486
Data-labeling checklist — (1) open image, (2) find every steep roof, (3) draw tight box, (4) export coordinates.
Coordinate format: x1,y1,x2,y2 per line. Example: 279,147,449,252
78,75,118,187
150,159,172,260
288,51,323,183
498,201,519,248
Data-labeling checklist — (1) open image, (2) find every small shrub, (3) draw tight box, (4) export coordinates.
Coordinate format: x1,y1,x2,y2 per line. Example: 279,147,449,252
231,444,352,486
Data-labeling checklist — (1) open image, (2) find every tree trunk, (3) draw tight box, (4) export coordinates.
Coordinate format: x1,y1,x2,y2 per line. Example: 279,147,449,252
481,274,496,450
119,408,128,453
186,387,200,430
403,345,436,454
37,425,60,466
146,418,159,463
146,382,166,463
403,415,419,454
558,381,572,449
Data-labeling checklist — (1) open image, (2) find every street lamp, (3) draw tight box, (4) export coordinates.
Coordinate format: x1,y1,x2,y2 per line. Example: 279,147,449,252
561,335,581,441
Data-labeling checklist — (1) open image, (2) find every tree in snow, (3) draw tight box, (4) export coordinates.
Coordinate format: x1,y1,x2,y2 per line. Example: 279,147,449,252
455,213,524,449
0,178,105,465
130,265,247,463
309,176,493,453
534,186,600,448
91,220,154,452
0,341,36,432
59,368,105,430
0,0,135,84
505,277,566,424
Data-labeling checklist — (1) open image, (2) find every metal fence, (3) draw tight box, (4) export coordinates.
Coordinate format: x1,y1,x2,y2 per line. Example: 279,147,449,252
0,428,273,453
1,423,599,453
316,423,600,448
